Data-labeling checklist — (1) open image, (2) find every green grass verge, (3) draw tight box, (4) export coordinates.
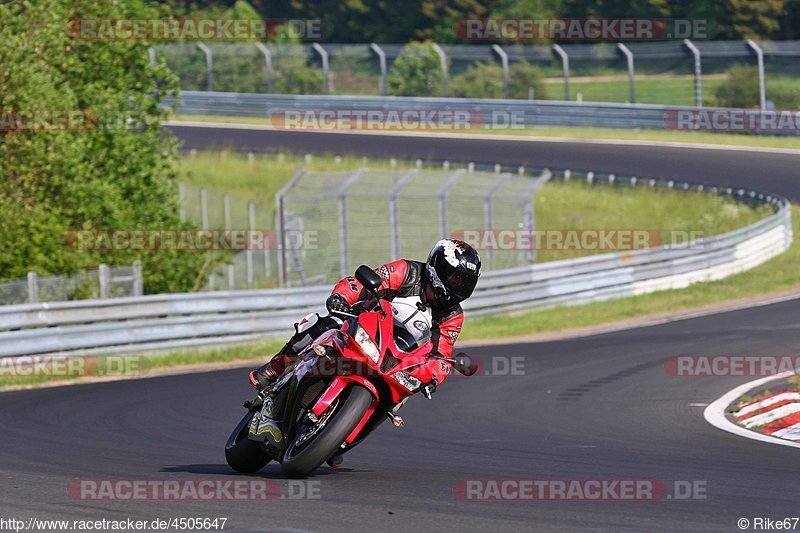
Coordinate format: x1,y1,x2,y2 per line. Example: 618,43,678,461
0,339,284,389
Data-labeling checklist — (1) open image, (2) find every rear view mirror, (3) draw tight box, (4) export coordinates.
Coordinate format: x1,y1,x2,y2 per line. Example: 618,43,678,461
355,265,382,292
453,353,479,376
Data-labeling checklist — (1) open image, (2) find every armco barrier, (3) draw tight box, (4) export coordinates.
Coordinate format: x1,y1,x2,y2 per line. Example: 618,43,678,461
167,91,800,135
0,171,791,357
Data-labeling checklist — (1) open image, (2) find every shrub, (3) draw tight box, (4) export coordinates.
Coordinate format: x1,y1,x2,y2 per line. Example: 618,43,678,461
387,41,446,97
450,60,549,100
713,64,761,108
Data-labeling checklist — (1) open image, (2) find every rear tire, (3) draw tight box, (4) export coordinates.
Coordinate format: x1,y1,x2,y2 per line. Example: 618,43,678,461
225,411,272,473
281,386,373,478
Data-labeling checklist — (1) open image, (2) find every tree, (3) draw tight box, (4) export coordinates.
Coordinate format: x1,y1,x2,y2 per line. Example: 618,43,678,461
0,0,217,293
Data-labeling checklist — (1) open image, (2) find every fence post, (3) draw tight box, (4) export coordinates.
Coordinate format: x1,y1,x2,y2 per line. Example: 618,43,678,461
200,188,209,229
98,264,110,299
430,43,448,97
484,173,512,270
132,260,143,296
312,43,330,95
746,39,767,110
438,169,466,239
389,169,418,258
369,43,388,96
275,167,306,287
491,44,510,99
552,44,570,100
26,272,38,303
523,169,554,264
178,182,186,221
617,43,635,103
223,194,235,289
255,43,274,93
196,42,213,91
683,39,702,107
338,169,367,277
247,201,256,286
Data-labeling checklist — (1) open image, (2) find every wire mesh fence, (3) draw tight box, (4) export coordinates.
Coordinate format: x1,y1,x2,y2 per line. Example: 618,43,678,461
0,263,143,305
178,182,276,290
153,40,800,108
276,165,550,287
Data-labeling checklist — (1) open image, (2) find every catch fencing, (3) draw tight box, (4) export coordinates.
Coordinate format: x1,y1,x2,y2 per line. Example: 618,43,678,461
154,40,800,108
0,167,790,357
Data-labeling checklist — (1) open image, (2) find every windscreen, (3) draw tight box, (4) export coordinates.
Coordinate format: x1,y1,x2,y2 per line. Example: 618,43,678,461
390,297,433,352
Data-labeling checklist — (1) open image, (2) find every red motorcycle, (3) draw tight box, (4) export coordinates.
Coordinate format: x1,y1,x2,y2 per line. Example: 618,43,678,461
225,265,477,478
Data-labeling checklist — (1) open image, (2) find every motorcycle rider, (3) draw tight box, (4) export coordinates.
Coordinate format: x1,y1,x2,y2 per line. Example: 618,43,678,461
248,239,481,465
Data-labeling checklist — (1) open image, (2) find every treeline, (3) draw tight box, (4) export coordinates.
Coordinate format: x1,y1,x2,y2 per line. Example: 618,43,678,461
164,0,800,42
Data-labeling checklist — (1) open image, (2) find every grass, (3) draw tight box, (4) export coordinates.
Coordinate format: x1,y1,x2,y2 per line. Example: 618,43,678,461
0,339,284,389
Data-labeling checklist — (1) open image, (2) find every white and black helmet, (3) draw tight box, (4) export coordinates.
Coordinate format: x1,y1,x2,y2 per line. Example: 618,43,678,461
425,239,481,305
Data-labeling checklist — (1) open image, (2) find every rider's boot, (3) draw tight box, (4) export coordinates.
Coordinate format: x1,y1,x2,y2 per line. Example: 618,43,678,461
248,342,292,391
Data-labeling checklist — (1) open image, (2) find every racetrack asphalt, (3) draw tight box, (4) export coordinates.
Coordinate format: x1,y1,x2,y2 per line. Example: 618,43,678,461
1,128,799,532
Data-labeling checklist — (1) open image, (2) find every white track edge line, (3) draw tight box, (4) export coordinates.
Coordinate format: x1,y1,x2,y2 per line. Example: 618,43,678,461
703,370,800,449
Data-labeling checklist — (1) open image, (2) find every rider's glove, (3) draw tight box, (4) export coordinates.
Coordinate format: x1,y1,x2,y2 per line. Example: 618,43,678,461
326,294,352,315
421,378,438,400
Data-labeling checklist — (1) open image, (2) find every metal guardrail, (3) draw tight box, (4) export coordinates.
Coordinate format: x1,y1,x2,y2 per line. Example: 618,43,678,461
169,91,800,135
0,171,791,358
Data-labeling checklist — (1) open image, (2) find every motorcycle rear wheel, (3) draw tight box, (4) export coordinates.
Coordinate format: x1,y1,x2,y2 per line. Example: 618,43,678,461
225,411,272,473
281,385,373,478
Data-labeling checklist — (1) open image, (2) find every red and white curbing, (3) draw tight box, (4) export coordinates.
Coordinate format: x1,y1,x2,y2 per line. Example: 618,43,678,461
704,371,800,449
733,390,800,440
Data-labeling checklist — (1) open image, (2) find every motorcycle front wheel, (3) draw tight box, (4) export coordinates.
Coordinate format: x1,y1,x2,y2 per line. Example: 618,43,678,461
281,385,373,478
225,411,272,473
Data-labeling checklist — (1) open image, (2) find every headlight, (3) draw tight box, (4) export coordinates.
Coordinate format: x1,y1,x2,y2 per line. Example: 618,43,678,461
391,371,422,391
354,325,380,363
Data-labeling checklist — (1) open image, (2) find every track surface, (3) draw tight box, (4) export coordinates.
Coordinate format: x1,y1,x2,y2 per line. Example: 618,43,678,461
2,129,799,531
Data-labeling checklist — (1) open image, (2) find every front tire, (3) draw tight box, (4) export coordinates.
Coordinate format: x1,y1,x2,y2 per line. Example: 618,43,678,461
225,411,272,473
281,385,373,478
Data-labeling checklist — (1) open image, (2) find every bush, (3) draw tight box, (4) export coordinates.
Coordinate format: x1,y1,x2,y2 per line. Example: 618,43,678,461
387,41,446,97
450,60,549,100
713,64,762,108
768,86,800,110
0,0,219,294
